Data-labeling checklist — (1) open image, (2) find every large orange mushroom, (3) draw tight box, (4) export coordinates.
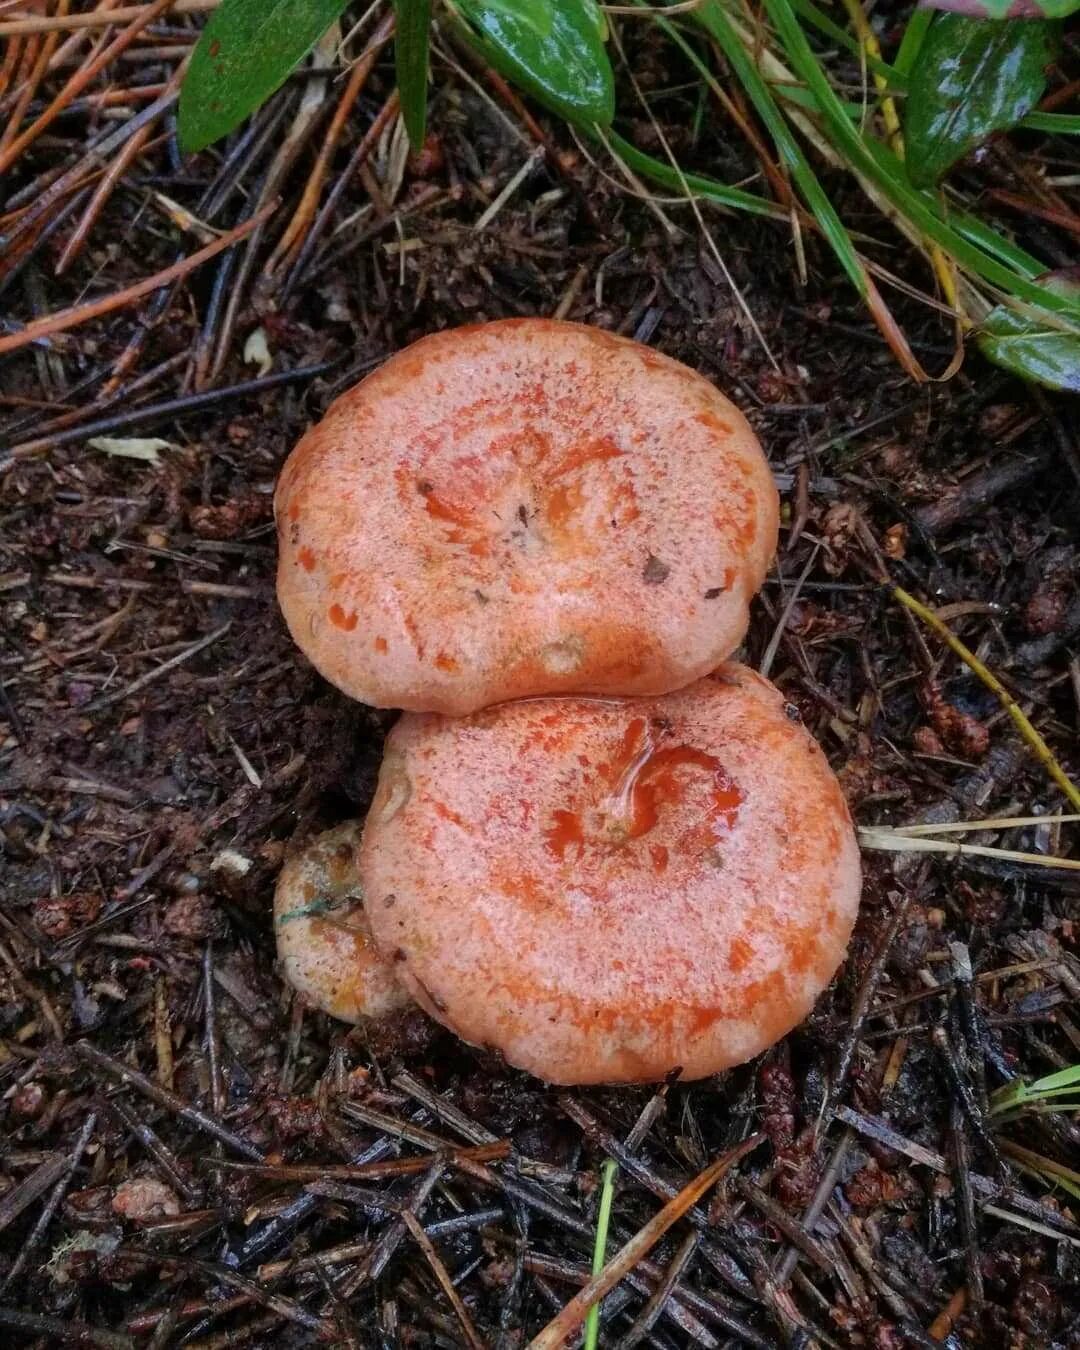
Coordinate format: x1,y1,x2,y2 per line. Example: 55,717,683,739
274,822,408,1023
276,320,778,716
360,664,861,1085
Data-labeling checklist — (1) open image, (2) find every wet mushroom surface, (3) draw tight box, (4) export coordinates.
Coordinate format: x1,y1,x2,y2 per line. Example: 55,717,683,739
274,821,409,1024
4,14,1080,1341
361,663,861,1085
276,318,778,715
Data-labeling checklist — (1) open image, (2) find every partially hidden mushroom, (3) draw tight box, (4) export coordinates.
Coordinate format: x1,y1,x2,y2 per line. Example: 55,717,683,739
360,664,861,1085
275,319,778,716
273,822,409,1023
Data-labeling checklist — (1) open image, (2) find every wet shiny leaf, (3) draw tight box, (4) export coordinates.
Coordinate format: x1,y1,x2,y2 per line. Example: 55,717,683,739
179,0,350,152
920,0,1078,17
904,13,1059,186
453,0,614,126
977,271,1080,391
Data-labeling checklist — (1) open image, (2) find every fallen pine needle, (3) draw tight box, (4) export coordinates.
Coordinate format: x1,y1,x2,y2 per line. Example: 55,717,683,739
982,1204,1080,1245
0,204,276,357
0,0,216,38
0,0,178,175
528,1134,763,1350
857,828,1080,871
928,1287,967,1342
998,1139,1080,1190
871,814,1080,836
892,586,1080,812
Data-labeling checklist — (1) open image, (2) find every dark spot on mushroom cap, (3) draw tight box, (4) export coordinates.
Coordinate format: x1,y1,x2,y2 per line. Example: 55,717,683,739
643,554,671,585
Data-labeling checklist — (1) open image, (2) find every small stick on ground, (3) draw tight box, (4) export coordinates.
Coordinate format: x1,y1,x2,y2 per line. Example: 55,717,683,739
280,89,401,301
0,0,216,37
949,1100,985,1309
0,1151,69,1235
0,0,177,174
74,1040,265,1161
210,1142,510,1183
0,205,275,357
57,64,185,273
617,1229,701,1350
0,1111,97,1294
265,11,395,276
402,1210,487,1350
86,623,232,712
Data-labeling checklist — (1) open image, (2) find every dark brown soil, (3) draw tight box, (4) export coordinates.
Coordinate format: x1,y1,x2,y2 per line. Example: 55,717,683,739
2,9,1080,1348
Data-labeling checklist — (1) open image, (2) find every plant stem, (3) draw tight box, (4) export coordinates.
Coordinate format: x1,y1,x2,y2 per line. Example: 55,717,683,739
583,1160,618,1350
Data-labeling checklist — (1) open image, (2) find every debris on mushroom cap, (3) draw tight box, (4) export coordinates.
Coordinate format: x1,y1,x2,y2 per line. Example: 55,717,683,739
274,822,409,1023
361,664,861,1085
275,319,778,716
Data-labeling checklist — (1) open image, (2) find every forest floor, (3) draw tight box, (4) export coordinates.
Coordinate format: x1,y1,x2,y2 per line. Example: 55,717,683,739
1,6,1079,1348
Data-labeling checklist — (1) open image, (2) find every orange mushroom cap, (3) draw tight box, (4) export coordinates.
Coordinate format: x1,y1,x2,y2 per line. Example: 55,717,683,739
360,664,861,1085
276,320,778,716
274,822,409,1023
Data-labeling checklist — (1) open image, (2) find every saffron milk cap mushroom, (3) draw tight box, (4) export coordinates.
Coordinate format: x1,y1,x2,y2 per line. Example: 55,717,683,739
361,664,861,1085
276,320,778,716
274,822,408,1022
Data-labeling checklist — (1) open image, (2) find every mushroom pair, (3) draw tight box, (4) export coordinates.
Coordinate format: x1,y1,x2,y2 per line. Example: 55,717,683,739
274,320,861,1085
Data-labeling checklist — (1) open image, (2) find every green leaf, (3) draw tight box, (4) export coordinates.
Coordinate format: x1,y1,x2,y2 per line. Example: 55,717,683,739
920,0,1079,18
749,0,1080,324
179,0,349,152
395,0,433,150
904,14,1059,187
977,271,1080,391
452,0,614,126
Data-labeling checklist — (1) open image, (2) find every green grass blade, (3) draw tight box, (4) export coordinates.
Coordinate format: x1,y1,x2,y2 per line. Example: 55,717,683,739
756,0,1080,322
583,1160,618,1350
789,0,907,88
894,6,933,77
394,0,433,150
1021,111,1080,134
685,0,870,298
856,134,1047,278
1029,1064,1080,1094
604,130,783,217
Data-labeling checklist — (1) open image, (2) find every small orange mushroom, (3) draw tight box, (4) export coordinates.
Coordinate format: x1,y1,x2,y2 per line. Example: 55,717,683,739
360,664,861,1085
274,822,409,1023
275,320,778,715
